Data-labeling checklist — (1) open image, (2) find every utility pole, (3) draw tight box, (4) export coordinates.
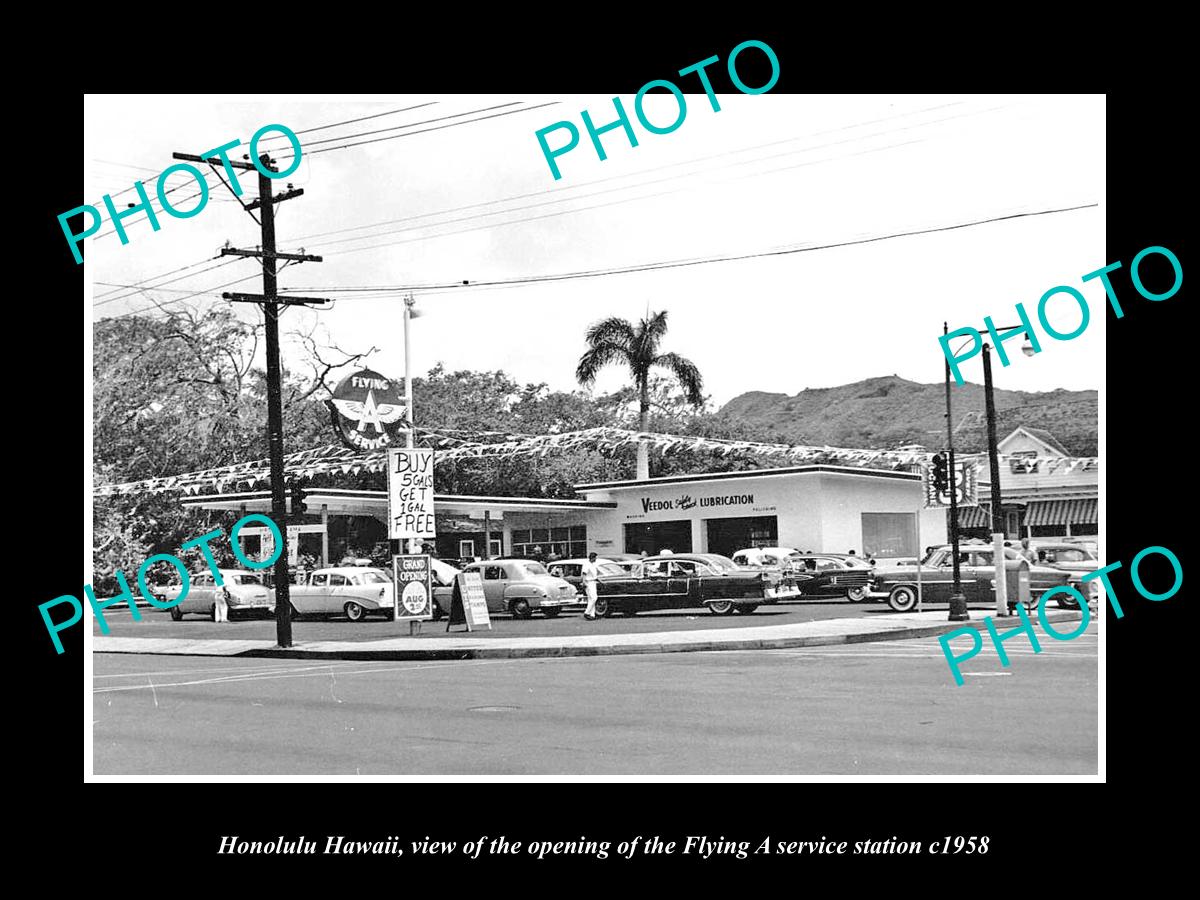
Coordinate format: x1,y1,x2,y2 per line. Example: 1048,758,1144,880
174,149,327,648
944,322,969,622
982,343,1009,616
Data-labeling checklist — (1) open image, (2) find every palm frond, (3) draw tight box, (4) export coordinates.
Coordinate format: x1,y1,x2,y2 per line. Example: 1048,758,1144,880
653,351,705,406
576,341,632,386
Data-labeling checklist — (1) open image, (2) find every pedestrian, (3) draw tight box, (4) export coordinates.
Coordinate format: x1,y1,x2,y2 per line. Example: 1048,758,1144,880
1019,537,1038,564
214,585,230,624
582,552,601,620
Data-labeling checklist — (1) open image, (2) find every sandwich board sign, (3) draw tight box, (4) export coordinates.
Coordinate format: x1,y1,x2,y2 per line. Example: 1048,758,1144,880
446,571,491,632
392,554,433,622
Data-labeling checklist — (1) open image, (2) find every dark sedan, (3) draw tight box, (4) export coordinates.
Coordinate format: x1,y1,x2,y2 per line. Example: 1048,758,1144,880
593,554,769,617
786,554,874,602
871,545,1072,612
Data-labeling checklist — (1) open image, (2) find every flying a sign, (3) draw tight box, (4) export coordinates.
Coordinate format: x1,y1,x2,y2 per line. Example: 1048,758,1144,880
327,368,408,451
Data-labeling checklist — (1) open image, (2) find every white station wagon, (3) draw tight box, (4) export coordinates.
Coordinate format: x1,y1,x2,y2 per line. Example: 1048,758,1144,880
288,566,395,621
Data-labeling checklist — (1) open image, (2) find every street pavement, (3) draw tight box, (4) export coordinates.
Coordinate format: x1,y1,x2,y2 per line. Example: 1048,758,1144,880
93,597,1032,643
92,623,1098,776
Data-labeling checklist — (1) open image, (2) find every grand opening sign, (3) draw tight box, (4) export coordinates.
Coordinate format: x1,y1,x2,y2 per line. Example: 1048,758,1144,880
388,448,436,540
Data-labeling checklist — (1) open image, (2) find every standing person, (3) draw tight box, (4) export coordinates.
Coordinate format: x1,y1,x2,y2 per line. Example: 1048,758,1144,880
214,585,230,624
581,552,601,621
1019,538,1038,564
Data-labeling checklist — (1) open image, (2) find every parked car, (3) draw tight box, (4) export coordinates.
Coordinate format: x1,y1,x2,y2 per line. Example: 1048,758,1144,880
729,547,804,600
784,553,875,602
547,558,623,595
160,569,275,621
593,553,770,617
1031,542,1102,606
870,545,1072,612
288,566,395,621
429,558,462,620
460,559,582,618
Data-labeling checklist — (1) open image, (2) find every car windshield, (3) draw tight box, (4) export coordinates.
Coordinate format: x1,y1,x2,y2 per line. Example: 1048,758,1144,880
841,557,871,568
358,570,390,584
230,573,263,585
597,563,624,576
519,562,548,576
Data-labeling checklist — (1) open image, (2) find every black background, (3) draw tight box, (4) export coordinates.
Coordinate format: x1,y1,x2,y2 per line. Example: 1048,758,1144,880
24,17,1186,887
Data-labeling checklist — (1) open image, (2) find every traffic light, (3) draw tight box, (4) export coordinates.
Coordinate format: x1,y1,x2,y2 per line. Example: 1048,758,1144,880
931,452,949,493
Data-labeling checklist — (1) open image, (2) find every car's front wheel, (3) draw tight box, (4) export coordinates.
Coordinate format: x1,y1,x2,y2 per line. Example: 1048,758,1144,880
510,598,533,619
847,586,867,602
887,586,919,613
344,602,366,622
594,597,610,618
708,599,736,615
169,606,183,621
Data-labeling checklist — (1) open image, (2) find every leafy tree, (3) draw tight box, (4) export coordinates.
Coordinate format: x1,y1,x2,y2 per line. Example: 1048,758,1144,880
575,310,704,478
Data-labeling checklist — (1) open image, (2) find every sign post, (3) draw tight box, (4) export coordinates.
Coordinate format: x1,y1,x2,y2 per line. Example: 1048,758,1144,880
392,555,433,630
388,448,436,634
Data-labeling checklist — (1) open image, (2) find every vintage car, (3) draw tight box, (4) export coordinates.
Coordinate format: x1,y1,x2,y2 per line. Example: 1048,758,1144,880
429,557,461,620
729,547,804,600
782,553,875,602
460,559,582,618
288,566,395,621
547,558,623,594
1031,542,1102,605
593,553,770,617
871,545,1072,612
160,569,275,621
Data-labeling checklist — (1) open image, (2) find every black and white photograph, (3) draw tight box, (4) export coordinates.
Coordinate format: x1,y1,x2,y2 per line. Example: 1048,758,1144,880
76,85,1112,784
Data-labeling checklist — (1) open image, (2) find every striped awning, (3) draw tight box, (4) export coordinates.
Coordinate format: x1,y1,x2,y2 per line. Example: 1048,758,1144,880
955,505,991,528
1025,498,1097,527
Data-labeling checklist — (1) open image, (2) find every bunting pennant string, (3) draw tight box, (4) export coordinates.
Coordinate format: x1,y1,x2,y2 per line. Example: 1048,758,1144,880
95,425,1099,498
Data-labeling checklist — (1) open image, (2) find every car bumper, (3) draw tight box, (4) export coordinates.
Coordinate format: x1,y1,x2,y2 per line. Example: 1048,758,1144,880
538,596,584,608
765,585,801,600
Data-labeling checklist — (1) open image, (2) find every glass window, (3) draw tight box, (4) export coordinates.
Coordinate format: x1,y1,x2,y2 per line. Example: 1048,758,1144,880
329,573,349,586
519,562,548,576
569,541,587,557
358,571,389,584
597,563,623,576
815,558,841,571
232,574,263,585
569,525,587,540
312,573,329,586
551,527,569,541
532,529,550,543
861,512,917,559
483,566,504,581
512,530,531,544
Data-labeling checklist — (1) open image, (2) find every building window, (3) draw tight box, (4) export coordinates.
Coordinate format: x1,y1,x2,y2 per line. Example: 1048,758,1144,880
861,513,917,559
513,525,586,559
1009,450,1039,474
458,539,475,558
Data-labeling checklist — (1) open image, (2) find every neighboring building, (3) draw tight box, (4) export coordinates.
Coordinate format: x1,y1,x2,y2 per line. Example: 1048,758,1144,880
958,426,1097,540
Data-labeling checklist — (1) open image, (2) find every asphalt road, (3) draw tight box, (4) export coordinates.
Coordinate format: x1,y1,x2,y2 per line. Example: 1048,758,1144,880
93,597,1026,643
92,623,1098,776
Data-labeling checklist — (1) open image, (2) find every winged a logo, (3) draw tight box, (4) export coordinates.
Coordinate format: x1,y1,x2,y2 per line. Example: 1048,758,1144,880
327,368,408,450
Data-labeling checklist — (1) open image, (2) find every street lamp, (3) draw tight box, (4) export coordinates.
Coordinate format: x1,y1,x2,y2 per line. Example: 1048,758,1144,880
403,294,424,555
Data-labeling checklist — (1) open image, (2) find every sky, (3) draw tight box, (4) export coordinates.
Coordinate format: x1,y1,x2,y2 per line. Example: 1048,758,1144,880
84,93,1105,409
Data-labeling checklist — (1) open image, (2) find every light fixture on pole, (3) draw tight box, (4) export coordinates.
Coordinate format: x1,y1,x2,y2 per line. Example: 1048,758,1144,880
403,294,424,555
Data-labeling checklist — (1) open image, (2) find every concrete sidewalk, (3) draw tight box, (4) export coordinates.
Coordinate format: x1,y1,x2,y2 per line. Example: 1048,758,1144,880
92,608,1088,661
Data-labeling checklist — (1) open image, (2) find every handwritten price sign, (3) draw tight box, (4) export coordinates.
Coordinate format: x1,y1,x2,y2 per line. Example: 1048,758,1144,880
388,448,436,540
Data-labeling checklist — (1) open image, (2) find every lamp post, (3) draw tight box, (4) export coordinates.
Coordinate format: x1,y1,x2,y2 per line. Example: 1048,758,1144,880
403,294,424,556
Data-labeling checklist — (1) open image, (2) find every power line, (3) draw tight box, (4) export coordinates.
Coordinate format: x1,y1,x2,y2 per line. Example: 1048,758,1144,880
281,202,1100,297
93,255,227,299
253,102,438,140
279,102,560,159
283,100,1002,247
102,272,264,320
93,257,247,306
292,102,524,149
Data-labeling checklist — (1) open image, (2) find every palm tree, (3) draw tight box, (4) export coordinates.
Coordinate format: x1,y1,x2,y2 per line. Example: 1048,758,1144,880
576,310,704,480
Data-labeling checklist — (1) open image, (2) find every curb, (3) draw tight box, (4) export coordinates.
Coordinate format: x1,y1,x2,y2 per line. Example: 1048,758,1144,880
94,609,1087,661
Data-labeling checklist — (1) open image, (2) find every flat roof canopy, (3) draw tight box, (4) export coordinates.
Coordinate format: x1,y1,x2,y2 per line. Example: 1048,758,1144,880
575,463,922,494
182,488,615,518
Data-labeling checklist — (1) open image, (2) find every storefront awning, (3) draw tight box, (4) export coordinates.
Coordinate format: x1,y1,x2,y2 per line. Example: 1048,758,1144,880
1024,498,1097,526
956,505,991,528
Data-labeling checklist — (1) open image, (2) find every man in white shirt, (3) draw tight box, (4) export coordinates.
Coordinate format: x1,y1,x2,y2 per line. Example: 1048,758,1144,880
581,552,601,620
